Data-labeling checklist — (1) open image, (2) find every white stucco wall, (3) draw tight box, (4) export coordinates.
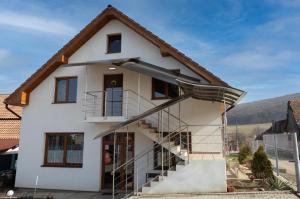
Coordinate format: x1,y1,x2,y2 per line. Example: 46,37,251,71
69,20,207,82
16,18,225,192
144,160,227,194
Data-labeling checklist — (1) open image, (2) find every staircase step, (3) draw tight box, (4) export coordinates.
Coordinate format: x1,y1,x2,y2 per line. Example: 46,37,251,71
140,123,151,128
139,119,146,124
176,164,185,170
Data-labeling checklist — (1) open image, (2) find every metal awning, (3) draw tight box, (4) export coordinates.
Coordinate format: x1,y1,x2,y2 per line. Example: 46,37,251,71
63,58,245,107
177,79,246,107
62,57,201,84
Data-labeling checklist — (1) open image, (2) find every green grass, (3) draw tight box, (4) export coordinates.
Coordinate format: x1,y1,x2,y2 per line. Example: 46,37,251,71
227,123,271,136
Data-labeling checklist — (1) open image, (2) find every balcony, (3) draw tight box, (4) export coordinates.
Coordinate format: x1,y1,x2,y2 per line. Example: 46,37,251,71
83,89,152,123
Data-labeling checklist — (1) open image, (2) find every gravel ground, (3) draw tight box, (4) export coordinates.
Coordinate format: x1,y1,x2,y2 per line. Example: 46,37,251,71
132,191,299,199
0,189,298,199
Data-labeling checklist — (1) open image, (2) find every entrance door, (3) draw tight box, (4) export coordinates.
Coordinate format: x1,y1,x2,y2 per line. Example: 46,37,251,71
102,133,134,191
103,74,123,116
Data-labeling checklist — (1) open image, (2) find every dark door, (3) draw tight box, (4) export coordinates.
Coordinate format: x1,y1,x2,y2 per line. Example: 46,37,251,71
102,133,134,191
103,74,123,116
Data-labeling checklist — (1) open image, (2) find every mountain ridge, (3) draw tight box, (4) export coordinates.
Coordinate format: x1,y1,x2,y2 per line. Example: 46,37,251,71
227,93,300,125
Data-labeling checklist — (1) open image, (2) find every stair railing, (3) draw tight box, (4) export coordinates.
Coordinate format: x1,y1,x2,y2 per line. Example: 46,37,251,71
111,124,189,199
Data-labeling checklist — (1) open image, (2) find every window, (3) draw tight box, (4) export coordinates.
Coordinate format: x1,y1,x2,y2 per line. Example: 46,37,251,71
55,77,77,103
152,78,179,99
44,133,84,167
107,34,121,53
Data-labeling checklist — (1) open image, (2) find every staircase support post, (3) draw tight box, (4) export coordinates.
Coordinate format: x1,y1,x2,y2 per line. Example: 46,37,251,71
161,110,164,177
179,88,182,154
126,127,129,195
168,107,171,169
112,131,116,199
187,126,190,164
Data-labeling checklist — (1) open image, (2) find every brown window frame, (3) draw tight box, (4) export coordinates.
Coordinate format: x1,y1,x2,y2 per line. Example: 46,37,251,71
151,78,179,100
43,132,84,168
54,76,78,104
107,33,122,54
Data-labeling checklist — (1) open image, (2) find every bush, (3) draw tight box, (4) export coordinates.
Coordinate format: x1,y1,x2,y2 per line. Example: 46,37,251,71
251,146,273,179
267,177,289,190
238,144,252,164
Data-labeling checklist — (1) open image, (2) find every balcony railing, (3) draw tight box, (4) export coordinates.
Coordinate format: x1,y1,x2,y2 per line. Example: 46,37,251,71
82,89,186,132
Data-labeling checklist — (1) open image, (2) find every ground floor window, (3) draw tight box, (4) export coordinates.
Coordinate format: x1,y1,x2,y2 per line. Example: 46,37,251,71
44,133,84,167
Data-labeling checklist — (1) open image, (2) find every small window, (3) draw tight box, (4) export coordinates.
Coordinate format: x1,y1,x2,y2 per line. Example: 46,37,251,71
55,77,77,103
44,133,84,167
152,78,179,99
107,34,121,53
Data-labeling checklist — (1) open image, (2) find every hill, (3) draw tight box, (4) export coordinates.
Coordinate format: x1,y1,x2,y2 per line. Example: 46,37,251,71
227,93,300,125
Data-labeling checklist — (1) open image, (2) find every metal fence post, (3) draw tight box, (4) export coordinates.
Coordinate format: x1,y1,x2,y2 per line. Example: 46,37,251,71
274,134,279,176
292,132,300,192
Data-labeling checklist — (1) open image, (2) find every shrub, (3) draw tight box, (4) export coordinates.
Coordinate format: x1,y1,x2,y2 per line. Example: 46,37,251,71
251,146,273,179
238,144,252,164
267,177,289,190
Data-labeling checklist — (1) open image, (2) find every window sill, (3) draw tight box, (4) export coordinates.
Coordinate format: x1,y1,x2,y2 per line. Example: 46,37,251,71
106,52,121,54
52,102,77,104
41,164,82,168
151,97,172,100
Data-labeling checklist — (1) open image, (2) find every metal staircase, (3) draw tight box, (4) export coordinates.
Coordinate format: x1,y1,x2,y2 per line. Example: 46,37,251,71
95,92,193,198
112,124,190,198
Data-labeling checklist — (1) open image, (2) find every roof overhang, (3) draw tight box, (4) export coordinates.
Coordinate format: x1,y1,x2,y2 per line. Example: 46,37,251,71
177,79,246,108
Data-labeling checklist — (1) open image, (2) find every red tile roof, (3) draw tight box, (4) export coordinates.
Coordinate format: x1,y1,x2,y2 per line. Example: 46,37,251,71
0,94,22,118
0,120,21,140
0,94,21,150
0,139,19,151
289,100,300,129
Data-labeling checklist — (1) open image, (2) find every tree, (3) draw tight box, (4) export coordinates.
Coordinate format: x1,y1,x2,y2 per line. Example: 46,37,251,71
251,145,273,179
238,144,252,164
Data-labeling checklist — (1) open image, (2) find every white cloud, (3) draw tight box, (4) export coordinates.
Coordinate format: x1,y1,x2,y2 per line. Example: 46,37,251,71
219,49,298,70
0,11,76,36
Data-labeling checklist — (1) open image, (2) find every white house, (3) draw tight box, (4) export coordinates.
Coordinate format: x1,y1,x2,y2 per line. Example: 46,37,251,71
4,5,245,198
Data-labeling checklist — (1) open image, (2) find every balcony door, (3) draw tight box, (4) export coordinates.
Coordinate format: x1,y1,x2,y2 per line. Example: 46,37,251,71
103,74,123,116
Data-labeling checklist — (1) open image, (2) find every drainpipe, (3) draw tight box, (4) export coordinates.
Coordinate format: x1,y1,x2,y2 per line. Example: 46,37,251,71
4,102,22,119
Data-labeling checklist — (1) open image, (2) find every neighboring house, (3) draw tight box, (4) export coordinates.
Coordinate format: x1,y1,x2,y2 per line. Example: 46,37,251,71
0,94,22,171
257,100,300,159
4,5,245,196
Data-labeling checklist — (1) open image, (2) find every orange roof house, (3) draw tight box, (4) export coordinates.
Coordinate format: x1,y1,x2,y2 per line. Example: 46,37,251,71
0,94,22,151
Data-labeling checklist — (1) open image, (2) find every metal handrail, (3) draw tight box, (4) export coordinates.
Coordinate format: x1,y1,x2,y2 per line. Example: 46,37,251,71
83,89,188,126
126,89,188,126
112,125,188,172
112,126,189,198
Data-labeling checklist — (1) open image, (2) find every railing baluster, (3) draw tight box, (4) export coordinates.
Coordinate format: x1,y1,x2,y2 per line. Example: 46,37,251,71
104,90,108,118
161,110,164,177
125,90,129,119
112,131,116,199
187,126,190,164
126,127,129,195
168,107,170,170
136,165,139,195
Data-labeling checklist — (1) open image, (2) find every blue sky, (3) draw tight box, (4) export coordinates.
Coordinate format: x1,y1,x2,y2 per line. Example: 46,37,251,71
0,0,299,103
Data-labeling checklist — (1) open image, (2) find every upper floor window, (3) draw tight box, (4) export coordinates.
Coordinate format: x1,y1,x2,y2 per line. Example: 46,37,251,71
55,77,77,103
107,34,121,53
152,78,179,99
44,133,84,167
